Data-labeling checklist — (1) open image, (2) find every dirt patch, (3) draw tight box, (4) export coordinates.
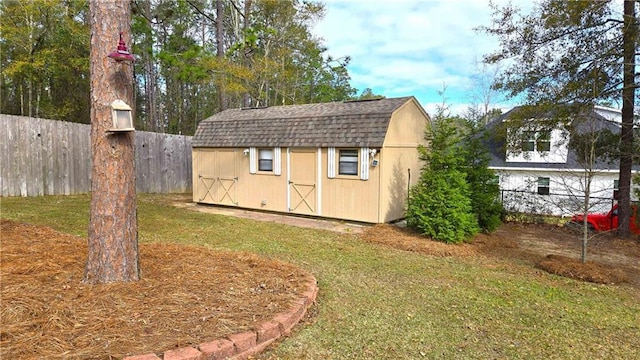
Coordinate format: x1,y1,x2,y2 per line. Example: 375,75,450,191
0,220,311,359
175,201,366,234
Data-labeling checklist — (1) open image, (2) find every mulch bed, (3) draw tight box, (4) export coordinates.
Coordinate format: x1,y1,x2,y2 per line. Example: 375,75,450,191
360,223,640,287
536,254,629,284
1,220,311,359
359,224,479,257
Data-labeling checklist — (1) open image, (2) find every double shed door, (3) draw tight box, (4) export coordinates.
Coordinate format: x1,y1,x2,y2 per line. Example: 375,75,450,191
197,149,238,206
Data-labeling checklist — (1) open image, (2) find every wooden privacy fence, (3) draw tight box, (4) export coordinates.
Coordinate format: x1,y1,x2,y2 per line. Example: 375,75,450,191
1,114,192,197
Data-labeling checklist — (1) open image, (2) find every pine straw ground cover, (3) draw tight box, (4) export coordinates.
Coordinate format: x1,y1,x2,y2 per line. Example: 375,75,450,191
1,220,311,359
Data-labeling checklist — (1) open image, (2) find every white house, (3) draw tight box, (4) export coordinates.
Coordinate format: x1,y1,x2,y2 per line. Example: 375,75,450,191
487,105,639,217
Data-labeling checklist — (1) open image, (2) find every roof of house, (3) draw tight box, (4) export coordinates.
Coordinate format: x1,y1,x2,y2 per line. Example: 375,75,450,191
192,96,423,148
486,106,636,171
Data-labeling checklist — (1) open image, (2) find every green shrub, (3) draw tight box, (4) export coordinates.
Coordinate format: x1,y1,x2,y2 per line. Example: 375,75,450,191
406,118,479,243
407,168,479,243
462,127,503,233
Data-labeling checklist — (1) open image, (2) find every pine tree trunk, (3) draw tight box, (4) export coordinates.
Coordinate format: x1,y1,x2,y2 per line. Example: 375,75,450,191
84,0,139,283
618,0,637,238
242,0,252,108
216,0,227,111
141,0,159,132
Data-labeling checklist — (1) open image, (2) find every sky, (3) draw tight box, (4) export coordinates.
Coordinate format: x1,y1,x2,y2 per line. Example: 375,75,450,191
311,0,526,116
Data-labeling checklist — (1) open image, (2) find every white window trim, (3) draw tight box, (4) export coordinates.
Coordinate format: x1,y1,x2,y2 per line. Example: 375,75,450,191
360,147,369,180
329,147,370,180
328,147,336,178
250,147,281,175
317,148,322,214
537,176,550,195
521,130,551,153
274,147,282,175
249,147,257,174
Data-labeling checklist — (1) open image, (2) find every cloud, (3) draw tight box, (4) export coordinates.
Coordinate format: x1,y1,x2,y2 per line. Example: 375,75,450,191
312,0,522,114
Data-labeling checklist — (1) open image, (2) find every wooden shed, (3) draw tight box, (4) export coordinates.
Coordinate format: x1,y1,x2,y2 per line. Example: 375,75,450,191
191,96,430,223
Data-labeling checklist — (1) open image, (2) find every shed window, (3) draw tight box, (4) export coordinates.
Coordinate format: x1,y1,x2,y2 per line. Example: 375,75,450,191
537,177,550,195
258,149,273,172
338,149,358,176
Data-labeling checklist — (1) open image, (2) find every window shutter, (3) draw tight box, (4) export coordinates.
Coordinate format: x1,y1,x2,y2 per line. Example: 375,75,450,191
327,147,336,178
360,147,369,180
249,147,257,174
274,147,282,175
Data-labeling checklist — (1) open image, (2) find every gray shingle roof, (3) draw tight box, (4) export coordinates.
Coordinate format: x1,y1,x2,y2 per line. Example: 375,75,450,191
192,97,417,148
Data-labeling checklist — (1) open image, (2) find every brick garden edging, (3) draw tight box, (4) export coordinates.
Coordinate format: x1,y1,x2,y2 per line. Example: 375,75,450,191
124,274,318,360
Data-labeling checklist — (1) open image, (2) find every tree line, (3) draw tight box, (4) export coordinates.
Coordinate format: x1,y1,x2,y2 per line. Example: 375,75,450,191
0,0,364,135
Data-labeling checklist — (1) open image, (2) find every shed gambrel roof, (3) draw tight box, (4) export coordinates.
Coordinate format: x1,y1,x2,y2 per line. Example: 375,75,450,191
192,96,420,148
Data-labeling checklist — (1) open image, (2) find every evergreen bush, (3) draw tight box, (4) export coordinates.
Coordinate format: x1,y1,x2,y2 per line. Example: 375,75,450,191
462,126,503,233
406,118,479,243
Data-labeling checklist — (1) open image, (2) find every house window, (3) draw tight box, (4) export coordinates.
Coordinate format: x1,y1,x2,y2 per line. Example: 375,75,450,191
521,131,536,152
537,177,550,195
536,131,551,152
258,149,273,172
521,130,550,152
338,149,358,176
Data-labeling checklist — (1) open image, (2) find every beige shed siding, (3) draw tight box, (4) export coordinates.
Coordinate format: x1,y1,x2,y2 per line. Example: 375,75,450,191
377,147,418,222
195,147,387,223
378,100,429,222
320,148,381,222
193,148,288,211
238,148,288,211
383,99,429,147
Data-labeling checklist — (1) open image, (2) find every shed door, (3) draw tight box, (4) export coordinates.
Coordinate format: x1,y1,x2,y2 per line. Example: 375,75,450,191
288,149,316,215
214,149,237,206
196,149,237,206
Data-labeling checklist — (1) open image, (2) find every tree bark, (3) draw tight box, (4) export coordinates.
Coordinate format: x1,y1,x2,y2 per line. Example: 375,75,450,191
216,0,227,111
617,0,637,238
242,0,252,108
84,0,139,283
142,0,159,132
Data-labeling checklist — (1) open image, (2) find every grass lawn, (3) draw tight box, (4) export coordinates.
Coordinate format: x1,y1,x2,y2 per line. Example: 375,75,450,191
2,193,639,359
